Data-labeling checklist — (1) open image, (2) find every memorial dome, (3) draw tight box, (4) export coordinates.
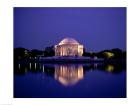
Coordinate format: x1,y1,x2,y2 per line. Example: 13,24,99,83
58,38,80,45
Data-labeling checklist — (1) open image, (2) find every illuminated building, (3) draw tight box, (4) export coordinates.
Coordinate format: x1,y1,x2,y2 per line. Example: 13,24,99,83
54,38,84,56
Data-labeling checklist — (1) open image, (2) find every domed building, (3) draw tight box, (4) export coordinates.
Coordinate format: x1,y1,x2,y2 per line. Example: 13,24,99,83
54,38,84,56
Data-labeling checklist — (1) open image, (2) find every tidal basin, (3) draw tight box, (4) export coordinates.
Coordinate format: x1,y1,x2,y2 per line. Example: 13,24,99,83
14,61,126,98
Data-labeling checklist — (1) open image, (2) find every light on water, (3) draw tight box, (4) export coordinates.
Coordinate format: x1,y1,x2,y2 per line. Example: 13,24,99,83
35,63,36,70
42,64,44,73
54,64,84,86
14,62,126,98
18,63,20,69
29,63,31,69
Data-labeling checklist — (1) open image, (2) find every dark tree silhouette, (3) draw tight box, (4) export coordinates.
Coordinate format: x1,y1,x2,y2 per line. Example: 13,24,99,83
44,46,55,57
111,48,123,59
83,48,95,57
30,49,43,57
14,48,29,59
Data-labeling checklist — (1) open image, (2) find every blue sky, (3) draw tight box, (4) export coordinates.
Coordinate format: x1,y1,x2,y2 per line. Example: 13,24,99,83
14,7,126,52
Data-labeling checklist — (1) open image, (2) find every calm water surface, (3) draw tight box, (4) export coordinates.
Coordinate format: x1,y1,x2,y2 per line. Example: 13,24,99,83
14,62,126,98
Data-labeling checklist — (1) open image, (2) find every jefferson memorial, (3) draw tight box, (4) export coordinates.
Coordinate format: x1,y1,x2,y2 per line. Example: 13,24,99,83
54,38,84,56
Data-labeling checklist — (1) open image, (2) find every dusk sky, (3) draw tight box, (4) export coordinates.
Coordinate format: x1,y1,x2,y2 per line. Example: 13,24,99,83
14,7,126,52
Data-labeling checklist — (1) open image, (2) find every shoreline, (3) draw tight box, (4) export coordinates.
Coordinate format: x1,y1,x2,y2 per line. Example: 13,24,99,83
15,56,126,64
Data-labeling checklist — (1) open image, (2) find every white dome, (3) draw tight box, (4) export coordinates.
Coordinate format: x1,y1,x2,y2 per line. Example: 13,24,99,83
58,38,80,45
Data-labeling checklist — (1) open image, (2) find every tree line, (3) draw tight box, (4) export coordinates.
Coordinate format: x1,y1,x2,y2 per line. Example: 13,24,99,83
14,46,126,60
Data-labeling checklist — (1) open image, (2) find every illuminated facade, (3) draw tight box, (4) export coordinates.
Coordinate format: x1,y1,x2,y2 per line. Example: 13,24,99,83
54,38,84,56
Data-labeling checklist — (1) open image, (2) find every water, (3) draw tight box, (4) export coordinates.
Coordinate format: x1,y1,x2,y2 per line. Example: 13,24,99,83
14,62,126,98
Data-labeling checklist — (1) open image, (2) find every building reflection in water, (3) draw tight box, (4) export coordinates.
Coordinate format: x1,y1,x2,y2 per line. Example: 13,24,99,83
54,64,84,86
15,62,125,81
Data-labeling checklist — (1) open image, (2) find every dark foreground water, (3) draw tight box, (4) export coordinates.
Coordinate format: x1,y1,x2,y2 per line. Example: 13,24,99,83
14,61,126,98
